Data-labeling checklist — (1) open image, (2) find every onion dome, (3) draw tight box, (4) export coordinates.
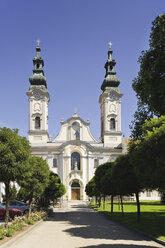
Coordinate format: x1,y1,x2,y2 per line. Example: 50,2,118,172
29,45,47,88
101,43,120,91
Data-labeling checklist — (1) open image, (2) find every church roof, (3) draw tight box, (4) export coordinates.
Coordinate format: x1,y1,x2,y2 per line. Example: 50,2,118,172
101,45,120,91
61,112,90,126
29,46,47,88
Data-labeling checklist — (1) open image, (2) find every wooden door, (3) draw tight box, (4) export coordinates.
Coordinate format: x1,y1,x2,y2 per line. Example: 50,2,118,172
71,188,80,200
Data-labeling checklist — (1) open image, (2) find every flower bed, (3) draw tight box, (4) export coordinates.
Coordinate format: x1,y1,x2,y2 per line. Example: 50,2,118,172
0,211,47,243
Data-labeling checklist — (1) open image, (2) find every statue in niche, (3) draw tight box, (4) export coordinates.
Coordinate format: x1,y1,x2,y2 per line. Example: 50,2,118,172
75,130,80,140
72,121,80,140
74,161,78,170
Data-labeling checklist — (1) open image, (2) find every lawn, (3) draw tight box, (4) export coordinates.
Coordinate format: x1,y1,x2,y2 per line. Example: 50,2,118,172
91,200,165,241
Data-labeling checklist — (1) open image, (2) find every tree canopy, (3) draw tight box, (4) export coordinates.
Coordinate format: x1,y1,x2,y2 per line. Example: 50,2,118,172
129,116,165,191
113,154,141,196
132,14,165,117
0,127,30,226
0,127,30,183
18,156,50,217
100,163,115,197
85,177,100,198
40,171,66,208
95,162,113,190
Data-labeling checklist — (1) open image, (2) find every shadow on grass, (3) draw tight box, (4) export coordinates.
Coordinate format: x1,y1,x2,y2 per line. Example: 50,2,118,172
98,210,165,240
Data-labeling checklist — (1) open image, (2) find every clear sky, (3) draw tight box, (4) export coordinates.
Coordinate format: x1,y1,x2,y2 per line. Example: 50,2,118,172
0,0,165,140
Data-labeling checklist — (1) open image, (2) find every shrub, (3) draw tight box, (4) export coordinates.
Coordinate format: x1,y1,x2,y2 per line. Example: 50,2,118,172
0,210,47,240
6,227,15,237
0,229,5,240
24,218,34,225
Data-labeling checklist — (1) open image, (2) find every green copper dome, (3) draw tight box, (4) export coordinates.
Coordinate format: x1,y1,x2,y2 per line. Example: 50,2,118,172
29,46,47,88
101,47,120,91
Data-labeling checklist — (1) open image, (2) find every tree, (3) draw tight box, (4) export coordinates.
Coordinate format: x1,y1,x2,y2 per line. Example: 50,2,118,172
130,14,165,203
95,162,114,208
113,154,142,220
85,177,101,205
95,163,112,189
0,127,30,227
18,156,50,217
100,163,116,211
39,172,66,208
129,116,165,193
129,100,153,139
132,14,165,117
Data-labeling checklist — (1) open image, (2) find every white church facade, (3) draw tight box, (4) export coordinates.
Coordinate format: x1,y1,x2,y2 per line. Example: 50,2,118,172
0,45,159,202
26,45,125,201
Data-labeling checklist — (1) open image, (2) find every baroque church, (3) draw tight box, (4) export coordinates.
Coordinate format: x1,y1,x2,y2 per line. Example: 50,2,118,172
26,44,125,201
0,45,159,202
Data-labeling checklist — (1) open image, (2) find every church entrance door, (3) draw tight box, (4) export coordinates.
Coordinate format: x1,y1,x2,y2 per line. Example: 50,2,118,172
71,181,80,200
71,189,80,200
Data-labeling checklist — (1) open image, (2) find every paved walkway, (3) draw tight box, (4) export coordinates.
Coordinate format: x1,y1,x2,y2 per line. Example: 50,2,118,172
5,201,164,248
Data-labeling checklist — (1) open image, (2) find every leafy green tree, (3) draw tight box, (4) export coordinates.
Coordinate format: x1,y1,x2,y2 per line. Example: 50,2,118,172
129,101,153,139
100,163,116,212
113,154,142,220
95,163,112,189
39,172,66,208
85,177,101,205
132,14,165,117
130,14,165,203
130,116,165,193
18,156,50,217
95,162,114,208
0,127,30,227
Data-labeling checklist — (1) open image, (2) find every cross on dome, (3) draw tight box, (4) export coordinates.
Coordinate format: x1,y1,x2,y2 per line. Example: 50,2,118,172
108,41,112,48
37,40,40,47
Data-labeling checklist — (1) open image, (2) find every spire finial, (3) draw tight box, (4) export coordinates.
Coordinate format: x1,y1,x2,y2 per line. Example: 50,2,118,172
108,41,112,49
74,107,77,114
37,40,40,47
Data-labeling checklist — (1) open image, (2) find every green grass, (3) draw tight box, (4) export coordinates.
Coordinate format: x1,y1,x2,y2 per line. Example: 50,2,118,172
91,200,165,241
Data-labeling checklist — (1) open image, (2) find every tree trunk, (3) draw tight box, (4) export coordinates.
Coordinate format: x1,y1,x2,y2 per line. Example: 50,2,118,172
99,196,101,207
160,191,165,204
103,196,105,210
28,194,33,219
5,181,10,228
95,196,98,206
120,195,124,216
135,192,140,222
111,195,113,213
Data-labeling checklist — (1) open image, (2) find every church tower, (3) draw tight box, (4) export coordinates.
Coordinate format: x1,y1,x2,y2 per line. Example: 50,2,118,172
99,44,123,147
27,43,50,144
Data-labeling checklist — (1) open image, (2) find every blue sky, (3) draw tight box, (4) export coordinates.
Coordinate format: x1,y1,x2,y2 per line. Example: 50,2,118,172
0,0,165,140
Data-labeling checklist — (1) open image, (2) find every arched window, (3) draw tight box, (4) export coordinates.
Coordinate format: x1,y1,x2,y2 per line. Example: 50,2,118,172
110,118,115,130
71,181,80,188
35,116,40,129
71,152,80,170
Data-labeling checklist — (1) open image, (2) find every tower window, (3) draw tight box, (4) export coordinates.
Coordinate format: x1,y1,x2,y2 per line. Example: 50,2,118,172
71,152,80,170
35,117,40,129
36,64,40,69
110,118,115,130
94,159,99,168
53,158,57,168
